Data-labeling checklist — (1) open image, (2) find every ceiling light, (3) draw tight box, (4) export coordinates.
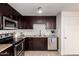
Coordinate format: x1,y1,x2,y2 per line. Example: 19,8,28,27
38,7,43,14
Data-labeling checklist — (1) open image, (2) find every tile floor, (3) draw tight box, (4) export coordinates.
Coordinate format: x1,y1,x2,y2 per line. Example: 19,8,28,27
24,51,60,56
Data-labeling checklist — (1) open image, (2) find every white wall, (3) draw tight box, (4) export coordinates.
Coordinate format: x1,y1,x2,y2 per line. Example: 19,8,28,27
56,12,62,53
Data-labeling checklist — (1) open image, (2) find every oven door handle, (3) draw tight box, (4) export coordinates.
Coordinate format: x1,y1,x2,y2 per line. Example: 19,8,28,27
15,40,24,47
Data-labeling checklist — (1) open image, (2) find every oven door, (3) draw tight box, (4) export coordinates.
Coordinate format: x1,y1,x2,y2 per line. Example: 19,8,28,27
3,16,17,29
14,40,24,56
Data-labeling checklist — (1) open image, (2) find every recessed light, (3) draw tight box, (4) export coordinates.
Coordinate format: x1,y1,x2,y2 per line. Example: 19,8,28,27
37,7,43,14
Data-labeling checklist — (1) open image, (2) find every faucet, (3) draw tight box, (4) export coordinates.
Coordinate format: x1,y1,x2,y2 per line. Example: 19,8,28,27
39,30,41,36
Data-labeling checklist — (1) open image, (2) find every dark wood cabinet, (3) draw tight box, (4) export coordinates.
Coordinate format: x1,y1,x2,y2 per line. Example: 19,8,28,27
20,17,33,29
31,38,47,50
0,4,56,29
20,16,56,29
25,37,48,50
0,46,14,56
0,3,22,29
15,16,56,29
0,3,21,16
46,16,56,29
15,16,22,29
24,38,29,50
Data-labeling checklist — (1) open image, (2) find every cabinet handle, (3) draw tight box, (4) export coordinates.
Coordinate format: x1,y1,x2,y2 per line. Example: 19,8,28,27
64,37,67,39
51,39,52,43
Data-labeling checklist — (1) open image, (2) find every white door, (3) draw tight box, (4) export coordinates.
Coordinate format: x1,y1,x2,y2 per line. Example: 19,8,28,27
63,16,79,55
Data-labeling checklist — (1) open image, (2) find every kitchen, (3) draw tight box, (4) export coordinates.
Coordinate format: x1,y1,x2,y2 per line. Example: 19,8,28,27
0,3,79,56
0,3,58,56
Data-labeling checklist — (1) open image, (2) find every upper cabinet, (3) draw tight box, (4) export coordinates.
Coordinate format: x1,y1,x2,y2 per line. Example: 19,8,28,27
0,3,22,29
0,4,56,29
20,16,56,29
46,16,56,29
0,3,21,16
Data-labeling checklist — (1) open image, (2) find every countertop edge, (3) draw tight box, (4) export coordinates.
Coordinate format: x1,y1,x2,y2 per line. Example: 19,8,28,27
0,44,13,53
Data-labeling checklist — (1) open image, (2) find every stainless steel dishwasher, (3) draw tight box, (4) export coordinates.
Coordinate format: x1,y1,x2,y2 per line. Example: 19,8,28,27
48,34,57,50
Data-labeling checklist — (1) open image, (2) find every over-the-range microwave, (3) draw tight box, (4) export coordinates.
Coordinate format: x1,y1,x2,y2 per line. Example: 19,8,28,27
0,16,18,30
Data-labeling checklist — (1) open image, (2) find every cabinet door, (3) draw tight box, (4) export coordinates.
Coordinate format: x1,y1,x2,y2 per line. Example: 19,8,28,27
24,38,29,50
28,38,47,50
33,38,47,50
17,16,22,29
28,38,33,50
46,16,56,29
0,16,2,29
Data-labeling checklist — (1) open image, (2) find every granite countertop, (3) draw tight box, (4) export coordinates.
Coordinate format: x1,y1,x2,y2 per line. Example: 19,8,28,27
0,44,12,53
15,35,50,39
25,35,50,38
15,34,57,39
28,36,48,37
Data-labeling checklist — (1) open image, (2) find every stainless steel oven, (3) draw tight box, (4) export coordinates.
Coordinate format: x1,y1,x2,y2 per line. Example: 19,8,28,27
14,39,24,56
3,16,17,29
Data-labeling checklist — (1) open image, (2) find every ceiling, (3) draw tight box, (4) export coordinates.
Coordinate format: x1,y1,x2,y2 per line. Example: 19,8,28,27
8,3,79,16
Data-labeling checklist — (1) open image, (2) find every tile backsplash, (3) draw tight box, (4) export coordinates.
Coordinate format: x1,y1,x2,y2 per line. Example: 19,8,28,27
0,24,56,36
0,29,55,36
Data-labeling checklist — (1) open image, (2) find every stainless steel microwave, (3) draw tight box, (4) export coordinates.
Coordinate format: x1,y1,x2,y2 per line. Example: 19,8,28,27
0,16,18,29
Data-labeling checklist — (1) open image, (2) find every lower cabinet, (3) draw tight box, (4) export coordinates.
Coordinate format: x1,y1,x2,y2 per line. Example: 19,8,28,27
0,46,14,56
24,37,48,50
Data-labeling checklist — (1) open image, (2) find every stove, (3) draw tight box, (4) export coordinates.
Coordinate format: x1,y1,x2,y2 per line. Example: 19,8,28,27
0,33,14,44
0,33,25,56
